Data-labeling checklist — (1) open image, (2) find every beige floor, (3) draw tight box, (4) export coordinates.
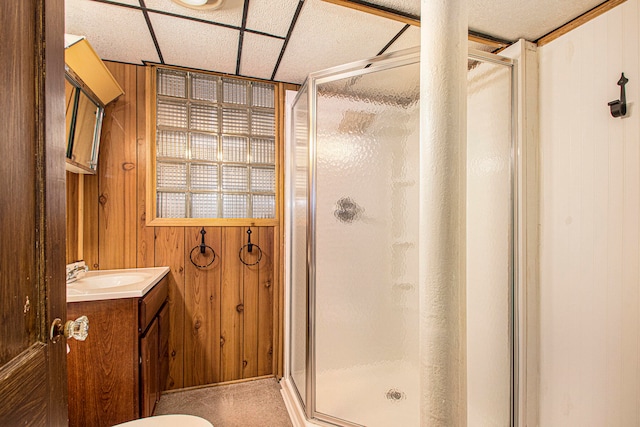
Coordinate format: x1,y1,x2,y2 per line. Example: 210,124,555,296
154,378,293,427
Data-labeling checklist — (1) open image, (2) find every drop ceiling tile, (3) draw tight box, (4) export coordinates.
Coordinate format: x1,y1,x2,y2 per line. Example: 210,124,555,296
240,33,284,80
363,0,420,17
245,0,300,38
149,12,239,74
144,0,244,28
386,25,419,53
66,0,160,64
351,0,607,44
470,0,604,41
275,0,406,84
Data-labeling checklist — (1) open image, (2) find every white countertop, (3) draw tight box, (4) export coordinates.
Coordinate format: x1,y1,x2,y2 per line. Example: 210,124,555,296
67,266,170,303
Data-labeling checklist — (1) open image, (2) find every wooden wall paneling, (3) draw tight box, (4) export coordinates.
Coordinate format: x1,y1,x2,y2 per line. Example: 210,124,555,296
242,227,260,379
184,226,222,386
98,62,137,270
259,227,275,376
67,62,287,390
154,227,185,389
83,173,99,270
136,66,155,268
66,171,79,263
220,227,244,381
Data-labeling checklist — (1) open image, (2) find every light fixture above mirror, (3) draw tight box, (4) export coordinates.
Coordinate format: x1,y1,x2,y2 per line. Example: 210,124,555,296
171,0,224,10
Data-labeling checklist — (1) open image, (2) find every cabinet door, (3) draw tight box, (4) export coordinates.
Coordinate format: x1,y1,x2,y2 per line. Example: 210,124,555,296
158,303,170,391
140,318,159,417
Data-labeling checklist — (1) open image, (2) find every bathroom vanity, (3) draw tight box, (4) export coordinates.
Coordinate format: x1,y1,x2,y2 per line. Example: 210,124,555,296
66,267,170,427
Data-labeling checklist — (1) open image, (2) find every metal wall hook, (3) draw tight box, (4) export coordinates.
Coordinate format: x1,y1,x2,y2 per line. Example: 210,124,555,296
608,73,629,118
239,227,262,266
190,227,217,269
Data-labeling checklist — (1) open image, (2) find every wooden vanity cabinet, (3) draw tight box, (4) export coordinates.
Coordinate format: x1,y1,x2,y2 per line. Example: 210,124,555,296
67,275,169,427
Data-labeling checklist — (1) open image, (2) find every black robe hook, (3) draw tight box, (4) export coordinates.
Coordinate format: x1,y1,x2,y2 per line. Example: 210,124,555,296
239,227,262,266
608,73,629,118
246,227,254,253
199,227,207,254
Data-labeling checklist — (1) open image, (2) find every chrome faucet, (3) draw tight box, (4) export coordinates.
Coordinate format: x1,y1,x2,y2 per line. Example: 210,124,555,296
66,264,89,284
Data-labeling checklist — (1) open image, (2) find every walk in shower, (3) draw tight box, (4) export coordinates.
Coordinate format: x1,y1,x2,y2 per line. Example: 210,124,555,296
284,47,516,426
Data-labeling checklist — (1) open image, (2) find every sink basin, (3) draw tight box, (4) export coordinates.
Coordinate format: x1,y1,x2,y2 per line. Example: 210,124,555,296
66,267,170,303
75,272,152,289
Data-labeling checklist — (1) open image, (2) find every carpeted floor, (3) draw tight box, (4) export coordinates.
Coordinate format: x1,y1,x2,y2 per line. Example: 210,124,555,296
154,378,293,427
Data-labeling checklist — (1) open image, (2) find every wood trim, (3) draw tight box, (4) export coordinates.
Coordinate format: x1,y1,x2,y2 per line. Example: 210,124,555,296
536,0,627,46
321,0,509,49
468,33,508,49
147,217,279,227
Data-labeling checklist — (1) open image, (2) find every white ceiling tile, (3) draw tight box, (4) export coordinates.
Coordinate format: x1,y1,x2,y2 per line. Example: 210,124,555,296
149,12,239,74
365,0,420,17
245,0,300,38
240,33,284,80
275,0,406,84
469,0,604,41
352,0,607,43
144,0,244,28
386,25,419,53
65,0,160,64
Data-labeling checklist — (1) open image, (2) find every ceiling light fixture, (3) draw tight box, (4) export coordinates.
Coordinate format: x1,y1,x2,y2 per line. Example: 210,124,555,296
171,0,224,10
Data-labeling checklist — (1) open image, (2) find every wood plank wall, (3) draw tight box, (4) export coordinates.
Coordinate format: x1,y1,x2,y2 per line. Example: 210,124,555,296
66,62,296,390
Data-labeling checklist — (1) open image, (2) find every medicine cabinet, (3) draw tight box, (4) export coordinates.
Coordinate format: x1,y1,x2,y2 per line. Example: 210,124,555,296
65,35,123,174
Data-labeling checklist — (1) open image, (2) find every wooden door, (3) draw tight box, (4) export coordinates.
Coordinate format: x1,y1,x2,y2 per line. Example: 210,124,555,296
0,1,67,425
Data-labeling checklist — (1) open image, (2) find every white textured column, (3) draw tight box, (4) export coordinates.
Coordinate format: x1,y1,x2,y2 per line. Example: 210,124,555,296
419,0,467,426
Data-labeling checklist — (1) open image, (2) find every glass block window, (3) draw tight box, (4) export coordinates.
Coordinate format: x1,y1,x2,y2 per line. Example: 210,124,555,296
155,67,277,219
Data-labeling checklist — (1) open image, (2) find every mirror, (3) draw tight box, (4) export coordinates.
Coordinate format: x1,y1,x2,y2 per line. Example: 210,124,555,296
65,75,104,174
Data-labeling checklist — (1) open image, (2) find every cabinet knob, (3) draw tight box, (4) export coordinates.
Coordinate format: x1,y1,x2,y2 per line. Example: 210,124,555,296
50,316,89,343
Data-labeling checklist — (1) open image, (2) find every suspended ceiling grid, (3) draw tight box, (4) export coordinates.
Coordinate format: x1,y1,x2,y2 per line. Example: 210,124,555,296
66,0,610,84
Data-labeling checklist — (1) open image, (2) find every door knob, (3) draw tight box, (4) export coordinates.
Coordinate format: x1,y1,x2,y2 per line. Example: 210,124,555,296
50,316,89,343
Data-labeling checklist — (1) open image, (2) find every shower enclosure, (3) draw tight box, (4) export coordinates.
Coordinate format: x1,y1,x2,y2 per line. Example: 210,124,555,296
284,47,516,427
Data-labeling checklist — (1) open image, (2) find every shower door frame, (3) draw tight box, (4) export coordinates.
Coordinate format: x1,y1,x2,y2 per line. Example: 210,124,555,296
286,47,519,427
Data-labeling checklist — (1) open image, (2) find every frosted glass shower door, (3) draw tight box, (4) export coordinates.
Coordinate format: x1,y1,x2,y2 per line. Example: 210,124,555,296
313,61,420,426
290,85,309,409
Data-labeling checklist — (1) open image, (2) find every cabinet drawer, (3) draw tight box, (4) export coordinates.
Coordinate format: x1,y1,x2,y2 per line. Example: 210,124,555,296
139,276,168,333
